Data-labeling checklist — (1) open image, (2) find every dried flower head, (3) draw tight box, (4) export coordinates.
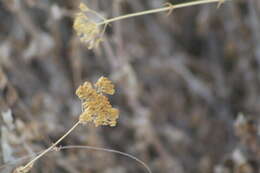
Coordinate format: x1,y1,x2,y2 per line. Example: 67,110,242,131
73,3,106,49
76,77,119,127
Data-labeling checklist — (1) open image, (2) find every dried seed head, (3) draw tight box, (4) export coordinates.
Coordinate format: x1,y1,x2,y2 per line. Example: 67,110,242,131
76,77,119,127
95,76,115,95
73,3,104,49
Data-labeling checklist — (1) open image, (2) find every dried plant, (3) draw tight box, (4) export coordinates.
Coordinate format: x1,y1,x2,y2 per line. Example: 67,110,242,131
73,3,107,49
76,76,119,127
8,144,151,173
14,77,119,173
10,0,232,172
73,0,229,49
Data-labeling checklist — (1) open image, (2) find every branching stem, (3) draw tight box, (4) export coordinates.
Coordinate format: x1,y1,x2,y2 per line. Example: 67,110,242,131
20,121,81,171
97,0,225,25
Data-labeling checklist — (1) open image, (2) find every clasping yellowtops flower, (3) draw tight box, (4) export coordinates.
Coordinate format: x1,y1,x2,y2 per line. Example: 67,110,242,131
76,76,119,127
73,3,106,49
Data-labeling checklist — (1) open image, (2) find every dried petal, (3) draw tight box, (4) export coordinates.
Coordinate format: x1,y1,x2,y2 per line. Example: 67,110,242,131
95,76,115,95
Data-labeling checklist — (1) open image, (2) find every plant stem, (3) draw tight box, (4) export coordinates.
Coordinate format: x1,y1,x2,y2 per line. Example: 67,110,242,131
60,145,152,173
21,121,81,171
97,0,224,25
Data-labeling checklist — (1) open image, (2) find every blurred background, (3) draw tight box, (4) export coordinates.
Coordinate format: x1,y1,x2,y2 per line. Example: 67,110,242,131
0,0,260,172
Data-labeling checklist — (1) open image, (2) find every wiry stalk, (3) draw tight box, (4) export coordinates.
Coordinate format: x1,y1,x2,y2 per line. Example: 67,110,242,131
18,121,80,172
98,0,226,25
60,145,152,173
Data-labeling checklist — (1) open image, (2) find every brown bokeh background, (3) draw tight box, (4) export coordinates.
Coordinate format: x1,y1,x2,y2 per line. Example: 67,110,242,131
0,0,260,172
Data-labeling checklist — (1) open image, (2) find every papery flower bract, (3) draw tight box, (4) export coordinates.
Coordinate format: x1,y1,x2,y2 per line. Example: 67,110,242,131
76,77,119,127
75,81,96,100
95,76,115,95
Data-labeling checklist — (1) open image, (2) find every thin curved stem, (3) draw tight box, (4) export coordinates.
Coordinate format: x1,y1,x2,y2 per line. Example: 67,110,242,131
21,121,80,171
97,0,225,25
2,144,152,173
59,145,152,173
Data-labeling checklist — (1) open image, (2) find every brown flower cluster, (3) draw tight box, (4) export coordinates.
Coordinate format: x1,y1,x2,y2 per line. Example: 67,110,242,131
73,3,104,49
76,77,119,127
